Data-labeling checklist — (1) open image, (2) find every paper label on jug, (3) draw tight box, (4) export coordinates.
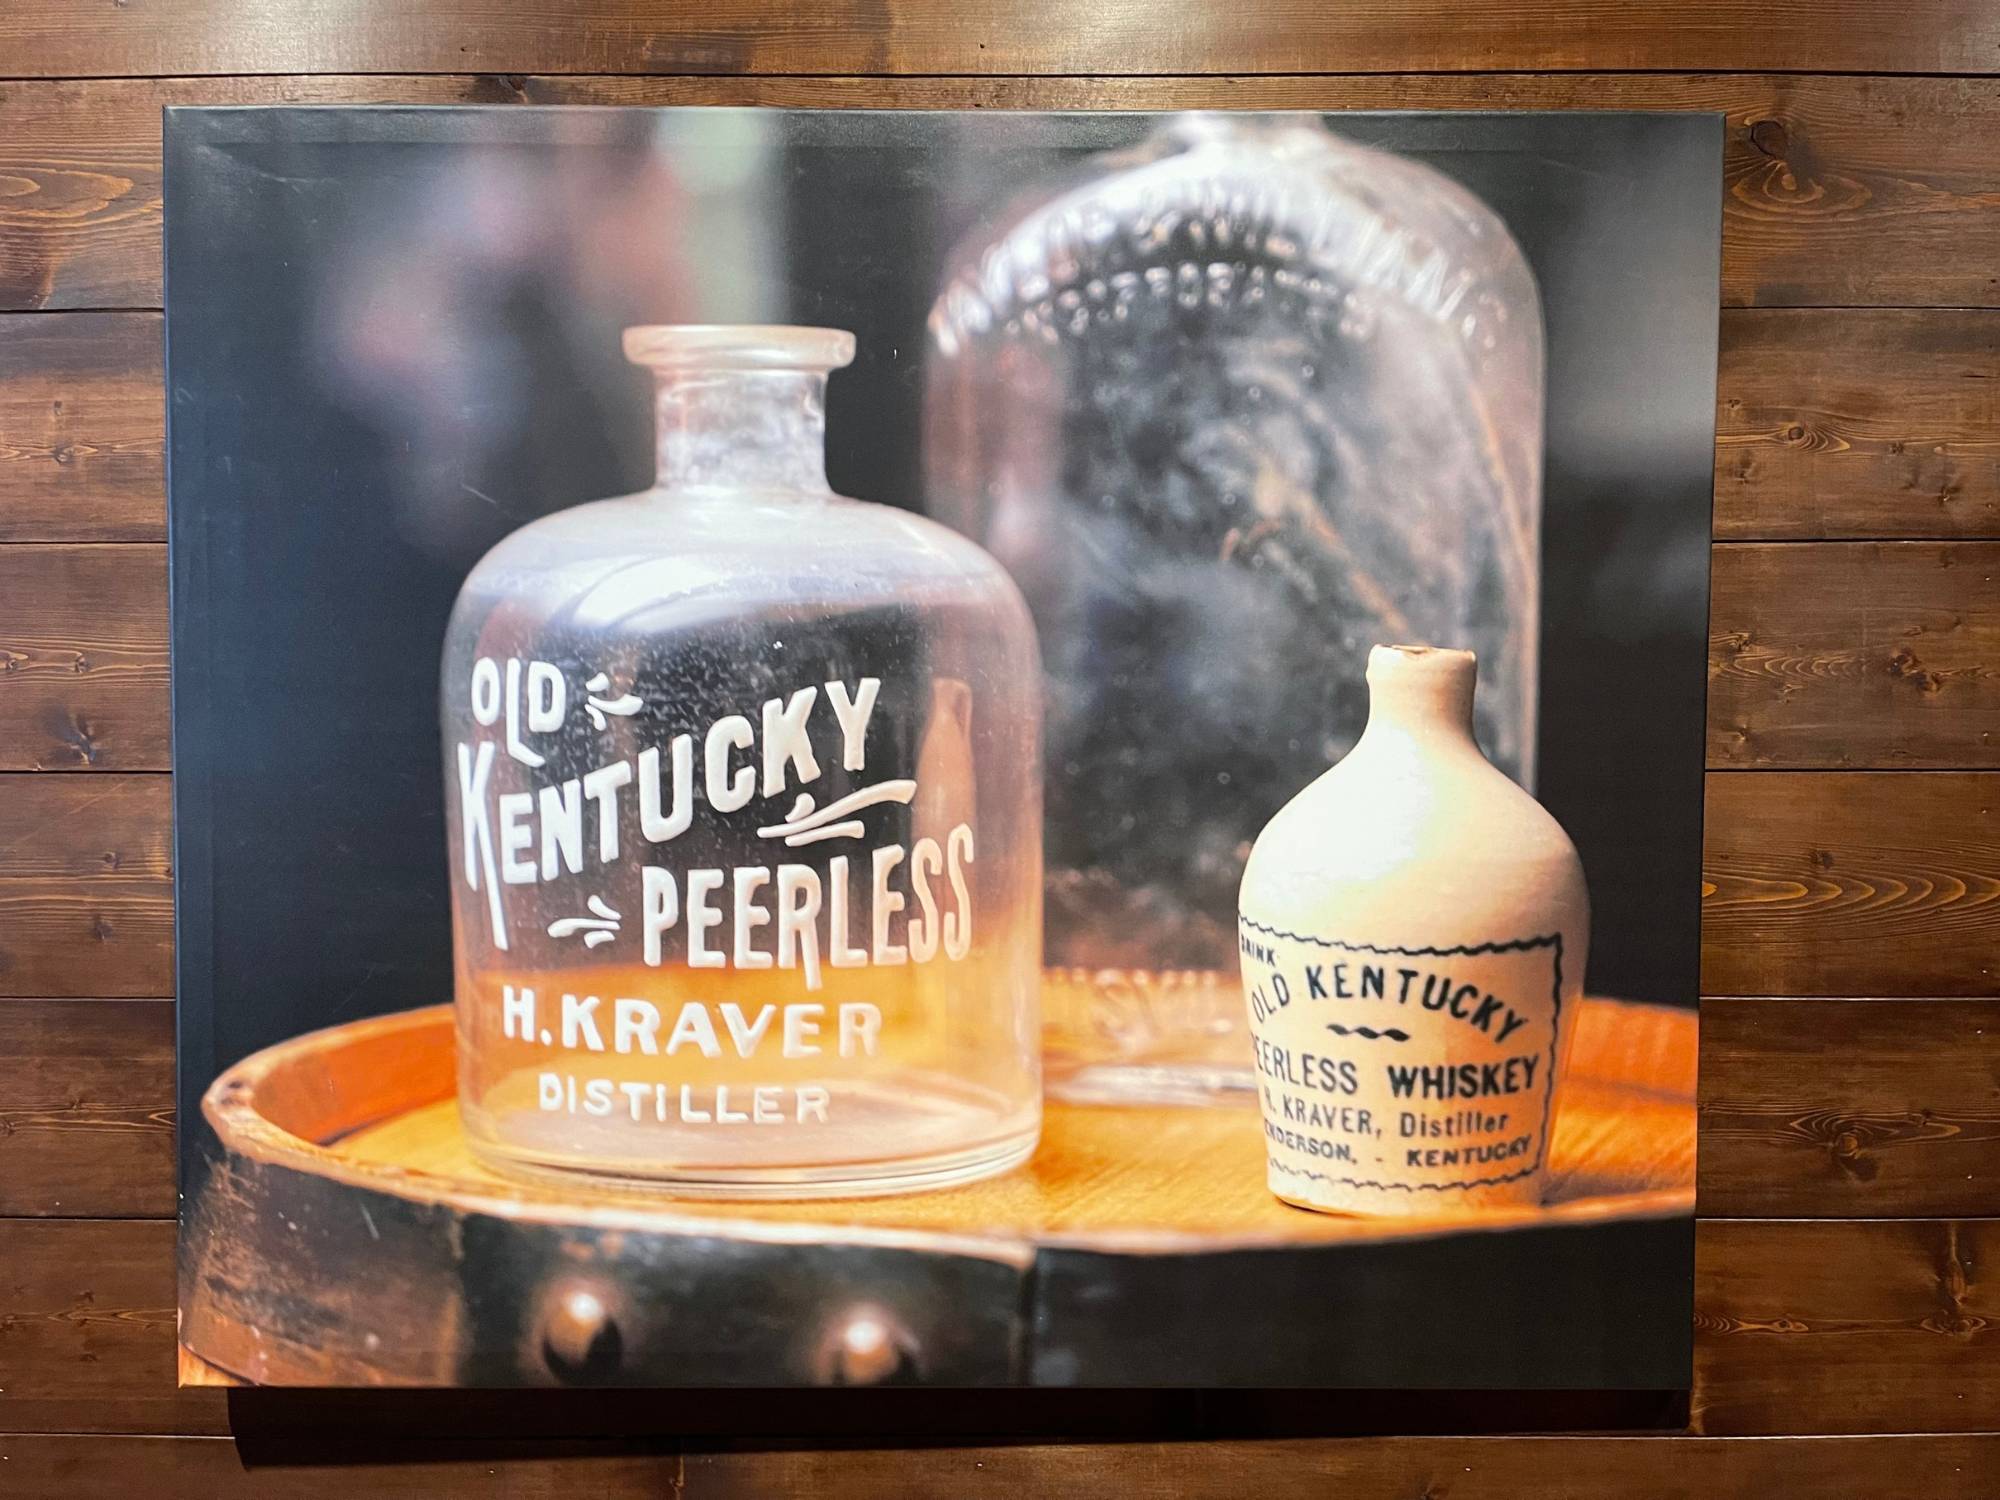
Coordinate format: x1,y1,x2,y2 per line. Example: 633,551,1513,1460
1237,917,1566,1196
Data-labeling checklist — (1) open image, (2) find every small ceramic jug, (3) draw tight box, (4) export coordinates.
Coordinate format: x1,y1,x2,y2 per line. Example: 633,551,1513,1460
1237,645,1588,1215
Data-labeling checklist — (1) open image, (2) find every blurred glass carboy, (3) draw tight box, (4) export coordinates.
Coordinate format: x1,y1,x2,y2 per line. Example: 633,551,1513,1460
925,115,1543,1104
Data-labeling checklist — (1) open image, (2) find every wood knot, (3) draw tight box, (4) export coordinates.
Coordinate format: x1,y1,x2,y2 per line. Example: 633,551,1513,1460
1888,649,1944,694
1830,1129,1877,1180
1748,118,1791,159
44,710,99,766
1922,1312,1988,1339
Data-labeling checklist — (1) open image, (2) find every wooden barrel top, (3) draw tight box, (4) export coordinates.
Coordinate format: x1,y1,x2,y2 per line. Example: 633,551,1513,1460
183,995,1694,1388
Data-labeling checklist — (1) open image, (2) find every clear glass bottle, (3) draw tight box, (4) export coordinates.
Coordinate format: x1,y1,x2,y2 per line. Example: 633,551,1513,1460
441,325,1043,1196
924,115,1543,1104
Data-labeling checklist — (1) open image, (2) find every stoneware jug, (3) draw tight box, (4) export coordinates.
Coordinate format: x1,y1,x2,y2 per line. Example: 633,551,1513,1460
1237,644,1588,1215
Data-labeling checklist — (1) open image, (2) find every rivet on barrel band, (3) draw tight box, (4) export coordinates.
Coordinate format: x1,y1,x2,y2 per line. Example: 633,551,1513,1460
539,1281,625,1382
815,1303,918,1385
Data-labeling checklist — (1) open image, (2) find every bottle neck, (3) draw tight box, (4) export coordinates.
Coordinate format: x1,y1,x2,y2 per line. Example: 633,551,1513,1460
1356,646,1480,757
652,368,831,494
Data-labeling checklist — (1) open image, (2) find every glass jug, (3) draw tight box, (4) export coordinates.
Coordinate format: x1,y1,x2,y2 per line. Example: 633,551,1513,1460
442,325,1044,1196
925,114,1543,1104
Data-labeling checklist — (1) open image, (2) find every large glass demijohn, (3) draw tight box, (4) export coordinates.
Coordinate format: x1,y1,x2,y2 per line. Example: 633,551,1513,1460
924,116,1543,1103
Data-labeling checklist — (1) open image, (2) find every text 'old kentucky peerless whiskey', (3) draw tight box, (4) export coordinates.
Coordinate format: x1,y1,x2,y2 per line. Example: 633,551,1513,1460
1238,646,1588,1215
440,325,1044,1197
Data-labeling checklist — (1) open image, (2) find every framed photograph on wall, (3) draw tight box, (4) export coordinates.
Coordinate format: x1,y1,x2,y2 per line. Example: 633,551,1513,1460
166,106,1719,1390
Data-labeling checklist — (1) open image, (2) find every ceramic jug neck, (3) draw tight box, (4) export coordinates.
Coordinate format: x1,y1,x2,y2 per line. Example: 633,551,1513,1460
1358,644,1479,751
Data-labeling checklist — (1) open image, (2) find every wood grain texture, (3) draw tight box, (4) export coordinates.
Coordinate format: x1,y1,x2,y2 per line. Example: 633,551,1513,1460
1701,772,1999,997
0,1436,680,1496
0,1435,1989,1498
0,1000,173,1217
0,1219,225,1435
1708,543,2000,769
1717,312,2000,540
1695,1218,2000,1435
0,312,162,541
0,543,168,770
683,1434,2000,1499
1699,999,2000,1218
2,73,1997,310
0,774,173,997
3,1,2000,78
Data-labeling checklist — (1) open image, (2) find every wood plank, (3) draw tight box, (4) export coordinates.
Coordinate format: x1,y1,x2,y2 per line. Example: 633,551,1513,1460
0,1434,1991,1498
684,1434,2000,1497
1695,1218,2000,1435
0,313,162,542
0,1000,173,1217
0,1219,225,1435
1708,543,2000,769
0,543,169,770
3,1,1999,78
0,774,174,997
0,1435,1988,1499
0,1436,680,1495
1701,773,2000,997
1718,312,2000,541
2,74,1997,311
1700,999,2000,1218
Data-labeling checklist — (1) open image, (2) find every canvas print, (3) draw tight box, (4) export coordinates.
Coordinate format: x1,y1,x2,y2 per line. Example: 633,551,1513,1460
167,107,1718,1389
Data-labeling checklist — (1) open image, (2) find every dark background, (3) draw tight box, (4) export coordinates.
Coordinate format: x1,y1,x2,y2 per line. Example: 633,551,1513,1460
166,107,1717,1388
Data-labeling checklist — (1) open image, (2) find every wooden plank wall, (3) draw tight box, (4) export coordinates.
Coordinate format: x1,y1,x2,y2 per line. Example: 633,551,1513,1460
2,4,1999,1491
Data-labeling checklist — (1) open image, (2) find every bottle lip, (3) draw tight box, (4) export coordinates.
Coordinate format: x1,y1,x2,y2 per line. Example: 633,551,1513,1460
1367,642,1478,681
622,324,857,373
